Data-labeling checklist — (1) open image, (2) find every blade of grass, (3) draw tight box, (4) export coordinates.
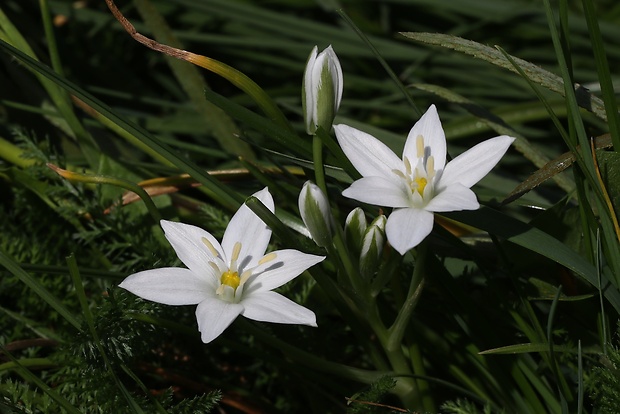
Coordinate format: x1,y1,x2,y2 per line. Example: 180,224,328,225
0,347,81,414
0,5,100,168
580,0,620,150
133,0,255,159
0,39,242,210
336,9,420,117
444,207,620,313
0,249,81,330
67,255,156,414
400,32,608,121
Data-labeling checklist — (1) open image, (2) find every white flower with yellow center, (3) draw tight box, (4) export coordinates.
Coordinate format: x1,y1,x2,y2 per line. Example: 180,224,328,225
120,188,324,343
334,105,515,255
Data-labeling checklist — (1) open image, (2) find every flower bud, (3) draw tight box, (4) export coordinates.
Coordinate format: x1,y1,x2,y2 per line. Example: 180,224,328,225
298,181,334,247
302,45,343,135
359,215,386,280
344,208,366,256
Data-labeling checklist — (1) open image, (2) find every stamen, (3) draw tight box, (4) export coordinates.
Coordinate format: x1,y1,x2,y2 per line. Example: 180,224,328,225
426,155,435,177
416,135,425,158
201,237,220,257
208,261,221,274
403,157,413,176
229,242,242,271
238,269,254,286
258,252,278,265
392,169,407,180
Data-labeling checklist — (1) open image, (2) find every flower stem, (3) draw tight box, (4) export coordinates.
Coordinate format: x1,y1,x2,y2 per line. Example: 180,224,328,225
312,134,328,196
388,241,427,349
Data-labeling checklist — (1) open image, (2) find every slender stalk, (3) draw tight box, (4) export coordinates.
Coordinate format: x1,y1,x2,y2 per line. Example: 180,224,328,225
47,164,162,224
312,135,327,196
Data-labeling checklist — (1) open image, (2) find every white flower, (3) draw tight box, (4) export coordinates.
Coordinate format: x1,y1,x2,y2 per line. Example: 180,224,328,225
120,188,324,343
334,105,515,255
302,45,343,135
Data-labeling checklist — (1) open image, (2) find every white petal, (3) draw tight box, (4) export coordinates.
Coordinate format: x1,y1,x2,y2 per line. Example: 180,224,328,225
334,124,403,178
325,46,344,112
425,184,480,212
119,267,211,305
195,298,244,343
441,135,515,188
161,220,224,275
342,176,411,208
245,250,324,295
222,187,274,272
241,291,317,327
403,105,447,170
385,208,434,254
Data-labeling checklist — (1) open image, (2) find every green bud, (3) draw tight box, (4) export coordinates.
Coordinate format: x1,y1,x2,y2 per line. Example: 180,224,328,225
344,207,366,256
298,181,334,247
302,45,343,135
359,215,386,280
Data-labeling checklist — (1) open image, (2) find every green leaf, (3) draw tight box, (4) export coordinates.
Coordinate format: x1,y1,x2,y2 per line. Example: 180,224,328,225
480,343,574,355
0,249,81,330
400,32,608,121
0,38,242,211
443,207,620,313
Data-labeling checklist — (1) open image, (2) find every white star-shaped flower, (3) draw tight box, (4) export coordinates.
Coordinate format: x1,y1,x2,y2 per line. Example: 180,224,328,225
334,105,515,255
120,188,324,343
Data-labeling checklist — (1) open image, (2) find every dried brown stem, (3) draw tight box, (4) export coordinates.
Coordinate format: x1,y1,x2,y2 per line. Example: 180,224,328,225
104,0,191,61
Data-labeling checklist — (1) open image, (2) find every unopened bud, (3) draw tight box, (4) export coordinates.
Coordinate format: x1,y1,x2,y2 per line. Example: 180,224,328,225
302,45,343,135
298,181,334,247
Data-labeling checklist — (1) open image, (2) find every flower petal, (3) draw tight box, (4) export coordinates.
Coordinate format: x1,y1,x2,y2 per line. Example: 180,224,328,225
425,184,479,212
195,298,244,343
342,176,411,208
334,124,403,178
119,267,212,305
222,187,274,272
241,291,317,327
441,135,515,189
403,105,447,170
385,208,434,254
161,220,224,275
245,250,324,295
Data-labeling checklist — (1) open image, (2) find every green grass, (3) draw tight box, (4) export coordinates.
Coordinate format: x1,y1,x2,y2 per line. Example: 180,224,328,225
1,0,619,412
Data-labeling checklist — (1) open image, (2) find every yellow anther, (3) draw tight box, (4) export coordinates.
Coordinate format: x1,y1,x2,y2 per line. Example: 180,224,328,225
231,242,242,262
220,270,240,290
229,242,242,271
403,157,413,176
426,156,435,177
258,252,278,265
416,135,425,157
201,237,220,257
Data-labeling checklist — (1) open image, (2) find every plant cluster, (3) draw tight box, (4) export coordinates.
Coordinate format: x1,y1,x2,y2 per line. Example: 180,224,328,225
1,0,619,413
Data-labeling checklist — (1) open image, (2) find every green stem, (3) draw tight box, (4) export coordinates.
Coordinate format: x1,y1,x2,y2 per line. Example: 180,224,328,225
312,134,327,196
238,319,387,384
0,137,35,168
48,164,162,224
388,242,427,349
366,302,421,410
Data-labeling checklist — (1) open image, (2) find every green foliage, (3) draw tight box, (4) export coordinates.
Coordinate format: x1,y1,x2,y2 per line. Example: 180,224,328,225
346,376,397,414
441,399,499,414
0,0,619,412
586,336,620,413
